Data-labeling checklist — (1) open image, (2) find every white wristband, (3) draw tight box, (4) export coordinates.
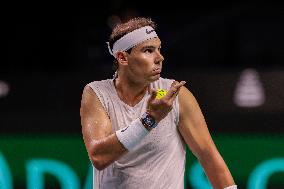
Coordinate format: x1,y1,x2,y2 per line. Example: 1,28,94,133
224,185,237,189
116,118,149,151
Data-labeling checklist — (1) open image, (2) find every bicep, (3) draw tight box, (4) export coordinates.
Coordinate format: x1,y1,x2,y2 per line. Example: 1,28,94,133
178,86,217,157
80,86,112,150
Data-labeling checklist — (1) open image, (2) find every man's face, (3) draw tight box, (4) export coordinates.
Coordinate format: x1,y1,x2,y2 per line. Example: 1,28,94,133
126,38,164,83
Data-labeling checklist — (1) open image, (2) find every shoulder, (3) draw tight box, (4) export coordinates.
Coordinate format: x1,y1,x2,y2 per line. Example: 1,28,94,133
87,79,112,89
81,79,112,102
83,79,112,93
178,86,201,116
81,80,109,112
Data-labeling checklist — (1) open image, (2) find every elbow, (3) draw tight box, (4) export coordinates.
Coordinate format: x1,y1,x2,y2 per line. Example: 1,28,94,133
89,142,110,171
91,156,108,171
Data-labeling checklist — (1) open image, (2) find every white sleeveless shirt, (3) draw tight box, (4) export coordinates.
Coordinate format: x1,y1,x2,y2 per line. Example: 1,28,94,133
87,77,186,189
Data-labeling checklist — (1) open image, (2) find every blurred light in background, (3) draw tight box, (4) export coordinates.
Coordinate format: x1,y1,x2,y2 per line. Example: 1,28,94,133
0,81,9,98
234,68,265,107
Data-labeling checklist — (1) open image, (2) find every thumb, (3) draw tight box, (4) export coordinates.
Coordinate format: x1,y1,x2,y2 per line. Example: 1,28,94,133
148,89,157,102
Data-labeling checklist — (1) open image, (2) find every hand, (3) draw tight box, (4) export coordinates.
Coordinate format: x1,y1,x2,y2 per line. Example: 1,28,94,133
146,80,186,122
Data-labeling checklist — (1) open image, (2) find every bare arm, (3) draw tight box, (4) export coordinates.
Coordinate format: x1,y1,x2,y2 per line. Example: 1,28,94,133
80,86,127,170
178,86,235,189
80,81,186,170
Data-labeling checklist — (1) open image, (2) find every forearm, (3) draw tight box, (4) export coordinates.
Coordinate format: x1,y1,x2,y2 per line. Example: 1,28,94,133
198,150,235,189
89,116,152,170
89,133,127,170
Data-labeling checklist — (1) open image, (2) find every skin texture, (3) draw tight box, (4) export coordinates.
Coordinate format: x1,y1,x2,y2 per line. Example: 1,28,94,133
80,37,235,188
178,86,235,188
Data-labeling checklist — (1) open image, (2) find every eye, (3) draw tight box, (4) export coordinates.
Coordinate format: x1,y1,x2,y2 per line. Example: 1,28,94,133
144,49,153,53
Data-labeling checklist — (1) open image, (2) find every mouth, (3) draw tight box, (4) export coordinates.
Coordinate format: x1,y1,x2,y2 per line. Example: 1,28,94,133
153,67,162,74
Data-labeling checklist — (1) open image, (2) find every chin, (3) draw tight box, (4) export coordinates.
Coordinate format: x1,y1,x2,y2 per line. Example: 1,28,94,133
150,74,160,82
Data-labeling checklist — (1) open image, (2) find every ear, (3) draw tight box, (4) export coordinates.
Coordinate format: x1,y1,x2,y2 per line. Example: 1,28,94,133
116,51,128,65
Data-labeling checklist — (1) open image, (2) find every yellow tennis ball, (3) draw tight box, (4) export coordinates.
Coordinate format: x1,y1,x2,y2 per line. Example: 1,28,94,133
156,89,167,99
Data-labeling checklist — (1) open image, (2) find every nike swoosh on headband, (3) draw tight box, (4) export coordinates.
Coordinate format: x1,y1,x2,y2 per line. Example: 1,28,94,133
146,29,155,34
107,26,158,58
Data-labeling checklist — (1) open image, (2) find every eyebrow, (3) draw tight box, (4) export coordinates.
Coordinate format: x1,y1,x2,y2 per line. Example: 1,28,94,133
141,45,161,51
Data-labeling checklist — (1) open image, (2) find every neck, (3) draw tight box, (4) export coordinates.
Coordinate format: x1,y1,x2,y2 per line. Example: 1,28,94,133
114,76,149,107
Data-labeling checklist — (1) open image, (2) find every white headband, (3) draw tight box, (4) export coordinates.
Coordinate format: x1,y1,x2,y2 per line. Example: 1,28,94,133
107,26,158,58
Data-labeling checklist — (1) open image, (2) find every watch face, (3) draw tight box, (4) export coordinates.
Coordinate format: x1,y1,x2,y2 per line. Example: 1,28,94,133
141,113,157,129
143,114,157,128
145,115,154,126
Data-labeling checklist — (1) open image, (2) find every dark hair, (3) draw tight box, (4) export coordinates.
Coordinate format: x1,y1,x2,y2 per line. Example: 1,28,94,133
109,17,157,71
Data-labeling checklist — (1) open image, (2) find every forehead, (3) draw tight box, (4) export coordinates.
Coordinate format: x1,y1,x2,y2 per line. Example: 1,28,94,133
134,37,161,49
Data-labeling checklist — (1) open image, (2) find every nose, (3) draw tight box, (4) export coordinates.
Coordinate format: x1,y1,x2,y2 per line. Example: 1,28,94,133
155,51,164,64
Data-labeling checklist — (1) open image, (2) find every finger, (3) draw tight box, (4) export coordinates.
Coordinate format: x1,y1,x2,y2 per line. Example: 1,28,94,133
148,89,157,102
165,81,179,97
166,81,186,98
173,81,186,96
179,81,186,86
167,83,186,105
170,80,178,88
147,89,157,112
173,81,186,90
174,81,186,91
171,84,183,98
